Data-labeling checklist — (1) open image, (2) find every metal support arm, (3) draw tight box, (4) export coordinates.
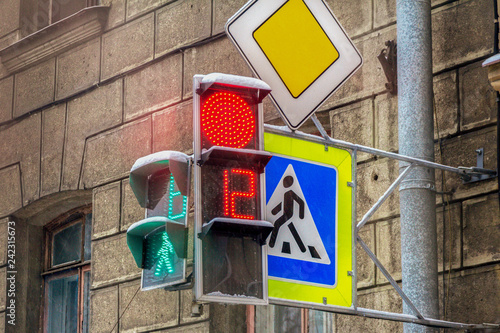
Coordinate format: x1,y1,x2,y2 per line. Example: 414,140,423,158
358,236,424,320
356,164,415,231
265,124,496,178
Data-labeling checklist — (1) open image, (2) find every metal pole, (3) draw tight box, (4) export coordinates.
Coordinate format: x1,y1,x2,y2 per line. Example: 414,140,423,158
397,0,439,332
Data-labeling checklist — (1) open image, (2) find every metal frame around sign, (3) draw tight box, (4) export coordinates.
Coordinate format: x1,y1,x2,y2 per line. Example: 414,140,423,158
263,117,499,331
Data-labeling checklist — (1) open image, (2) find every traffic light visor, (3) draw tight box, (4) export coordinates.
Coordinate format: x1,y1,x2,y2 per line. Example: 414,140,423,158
197,73,271,152
129,151,190,208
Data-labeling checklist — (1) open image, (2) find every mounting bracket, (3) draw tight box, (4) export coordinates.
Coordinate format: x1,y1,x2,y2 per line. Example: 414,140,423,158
264,123,500,331
459,148,498,183
377,40,398,95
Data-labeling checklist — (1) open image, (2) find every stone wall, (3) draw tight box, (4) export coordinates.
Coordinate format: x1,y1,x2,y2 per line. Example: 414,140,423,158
0,0,498,332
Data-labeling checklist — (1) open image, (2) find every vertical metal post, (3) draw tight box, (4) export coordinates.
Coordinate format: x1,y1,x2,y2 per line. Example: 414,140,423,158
396,0,439,332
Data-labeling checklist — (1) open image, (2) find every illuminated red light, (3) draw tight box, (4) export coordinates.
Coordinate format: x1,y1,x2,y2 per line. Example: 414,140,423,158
201,92,256,148
223,168,257,220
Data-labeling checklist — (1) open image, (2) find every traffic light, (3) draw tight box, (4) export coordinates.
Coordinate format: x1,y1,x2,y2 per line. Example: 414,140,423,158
126,151,191,290
193,73,274,305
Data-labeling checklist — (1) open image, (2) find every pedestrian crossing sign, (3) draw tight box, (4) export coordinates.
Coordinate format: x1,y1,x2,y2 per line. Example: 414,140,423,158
264,132,353,307
267,159,335,285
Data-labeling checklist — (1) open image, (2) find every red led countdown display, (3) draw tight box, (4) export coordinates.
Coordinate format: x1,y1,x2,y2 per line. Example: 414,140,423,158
224,168,256,219
202,165,260,223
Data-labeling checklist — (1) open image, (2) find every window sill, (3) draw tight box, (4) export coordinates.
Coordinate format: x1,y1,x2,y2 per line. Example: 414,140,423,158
0,6,109,74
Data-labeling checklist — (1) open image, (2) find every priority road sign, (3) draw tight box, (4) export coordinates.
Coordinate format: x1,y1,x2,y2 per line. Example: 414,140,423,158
264,132,353,308
226,0,363,130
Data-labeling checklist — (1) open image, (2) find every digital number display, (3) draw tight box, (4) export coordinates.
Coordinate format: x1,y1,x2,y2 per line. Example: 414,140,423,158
223,168,256,219
147,170,187,222
202,164,260,223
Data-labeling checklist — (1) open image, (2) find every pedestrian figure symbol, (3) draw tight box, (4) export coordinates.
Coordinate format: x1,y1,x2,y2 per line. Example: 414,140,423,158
266,164,330,264
269,175,322,259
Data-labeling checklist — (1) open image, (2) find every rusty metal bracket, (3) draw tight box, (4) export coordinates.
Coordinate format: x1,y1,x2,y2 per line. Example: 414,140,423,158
378,40,398,95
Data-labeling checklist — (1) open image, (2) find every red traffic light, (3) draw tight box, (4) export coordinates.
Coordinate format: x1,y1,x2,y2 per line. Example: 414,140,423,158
195,77,270,222
201,91,256,149
193,73,273,305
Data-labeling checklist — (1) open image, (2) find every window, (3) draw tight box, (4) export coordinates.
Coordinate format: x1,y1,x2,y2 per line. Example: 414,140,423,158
255,305,334,332
43,206,92,333
37,0,99,29
274,306,303,333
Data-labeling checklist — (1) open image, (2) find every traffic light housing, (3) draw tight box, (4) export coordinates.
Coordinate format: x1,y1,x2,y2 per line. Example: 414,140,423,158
126,151,191,290
193,73,274,305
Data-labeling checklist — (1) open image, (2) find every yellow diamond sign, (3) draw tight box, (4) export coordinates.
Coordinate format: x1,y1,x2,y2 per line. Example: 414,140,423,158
253,0,339,98
226,0,362,130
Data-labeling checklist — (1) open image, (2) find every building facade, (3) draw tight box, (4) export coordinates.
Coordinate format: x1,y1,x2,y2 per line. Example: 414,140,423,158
0,0,498,332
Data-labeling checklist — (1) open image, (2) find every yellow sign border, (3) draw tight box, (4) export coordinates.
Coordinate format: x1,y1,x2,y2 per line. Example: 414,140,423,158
264,132,353,307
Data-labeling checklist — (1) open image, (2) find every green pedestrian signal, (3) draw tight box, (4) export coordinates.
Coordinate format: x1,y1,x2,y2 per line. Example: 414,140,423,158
141,225,185,289
144,229,176,277
155,232,175,275
126,151,191,291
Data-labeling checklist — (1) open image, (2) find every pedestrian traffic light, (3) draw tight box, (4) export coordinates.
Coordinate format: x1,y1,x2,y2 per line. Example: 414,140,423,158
193,73,274,305
126,151,191,290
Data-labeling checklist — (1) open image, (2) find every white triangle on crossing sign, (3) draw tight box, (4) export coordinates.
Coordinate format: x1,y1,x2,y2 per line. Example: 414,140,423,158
266,164,330,264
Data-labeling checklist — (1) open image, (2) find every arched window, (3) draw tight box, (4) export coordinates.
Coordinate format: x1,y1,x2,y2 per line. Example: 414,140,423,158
42,205,92,333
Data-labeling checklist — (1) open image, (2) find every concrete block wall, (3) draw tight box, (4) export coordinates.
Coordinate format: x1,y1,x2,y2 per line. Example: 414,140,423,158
0,0,498,332
0,0,21,50
0,0,256,214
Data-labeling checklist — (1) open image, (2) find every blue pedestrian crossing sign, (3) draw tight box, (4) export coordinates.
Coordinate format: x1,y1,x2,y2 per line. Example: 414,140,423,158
264,132,353,308
266,158,336,285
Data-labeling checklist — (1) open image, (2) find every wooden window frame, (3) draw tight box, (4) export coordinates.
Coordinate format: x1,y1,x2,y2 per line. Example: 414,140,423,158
44,205,91,271
80,266,91,332
42,205,92,333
